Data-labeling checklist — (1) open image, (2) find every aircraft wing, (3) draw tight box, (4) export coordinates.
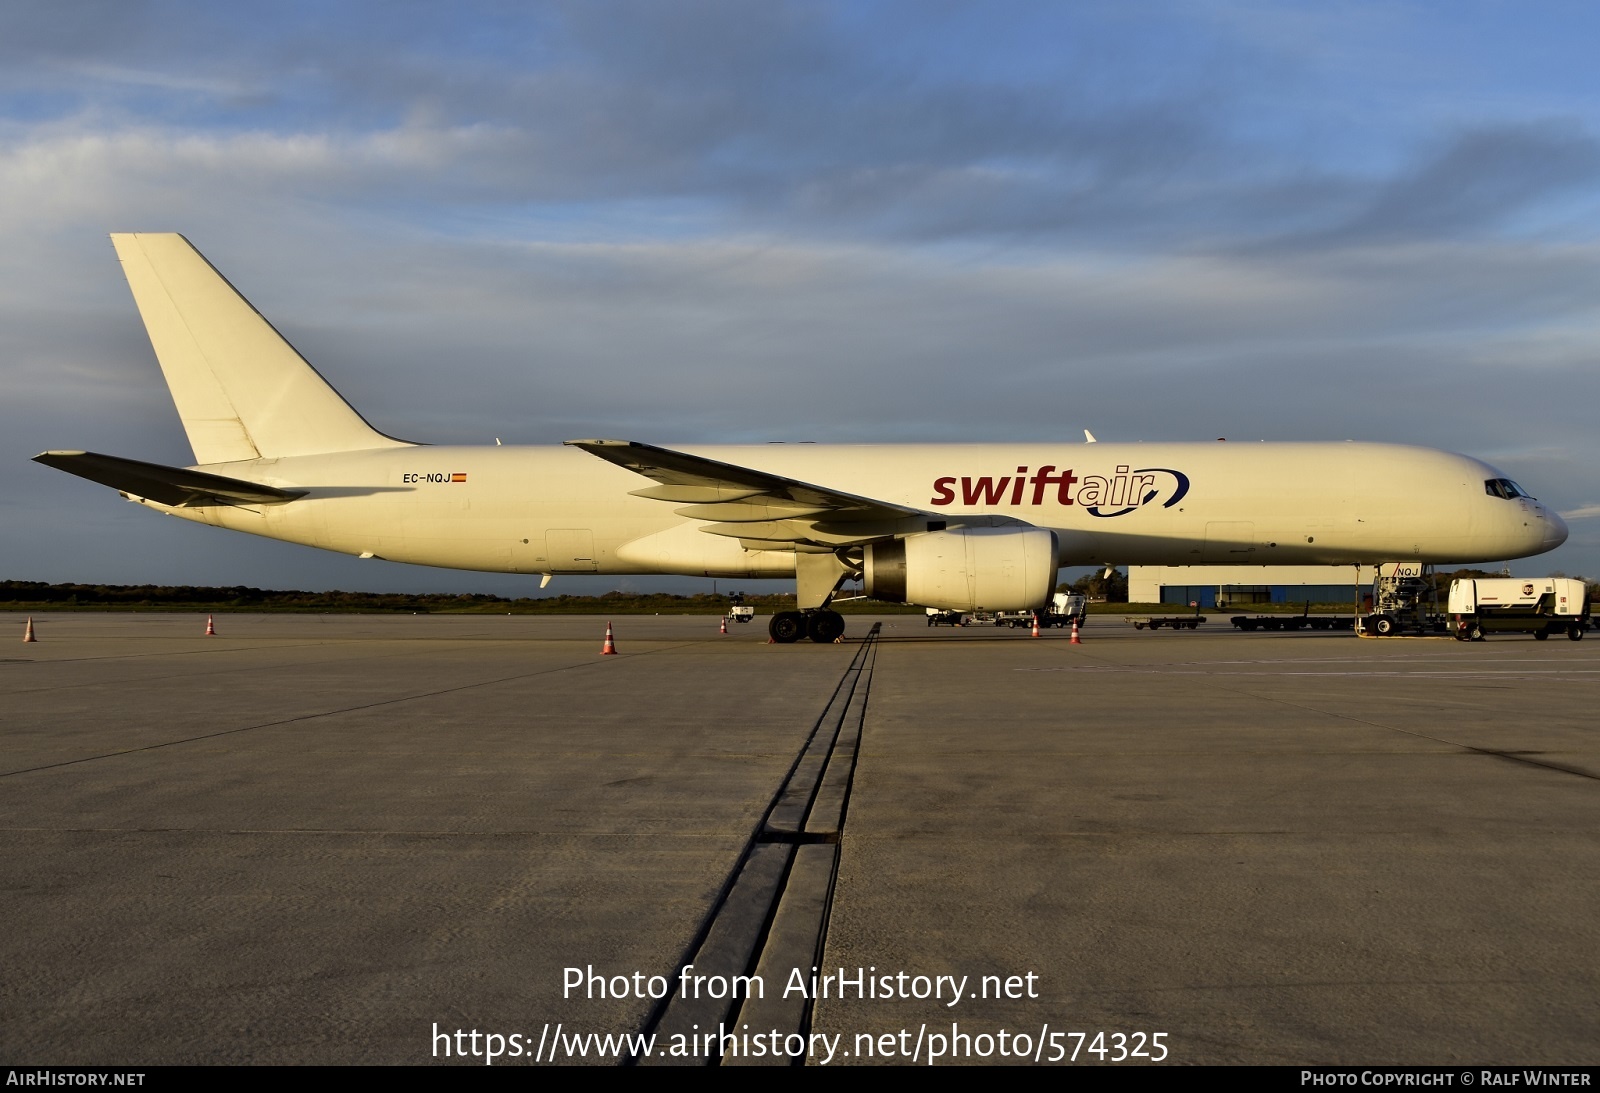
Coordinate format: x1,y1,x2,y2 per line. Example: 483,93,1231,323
33,450,305,507
565,439,923,548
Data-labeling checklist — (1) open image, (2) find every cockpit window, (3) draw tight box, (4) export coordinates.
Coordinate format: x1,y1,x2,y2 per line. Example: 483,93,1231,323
1485,478,1536,500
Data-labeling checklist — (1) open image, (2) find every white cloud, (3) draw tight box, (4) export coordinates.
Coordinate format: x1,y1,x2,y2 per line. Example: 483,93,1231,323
4,4,1600,588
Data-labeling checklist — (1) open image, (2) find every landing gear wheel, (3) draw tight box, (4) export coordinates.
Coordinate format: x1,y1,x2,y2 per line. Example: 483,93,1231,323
807,609,846,644
1468,623,1485,642
769,611,805,644
1374,614,1397,636
1569,626,1584,642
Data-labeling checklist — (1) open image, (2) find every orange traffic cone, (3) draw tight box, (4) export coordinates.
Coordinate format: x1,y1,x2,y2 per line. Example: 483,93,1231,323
720,616,728,634
22,617,37,643
601,621,618,655
1070,617,1082,645
205,614,216,636
1030,615,1041,638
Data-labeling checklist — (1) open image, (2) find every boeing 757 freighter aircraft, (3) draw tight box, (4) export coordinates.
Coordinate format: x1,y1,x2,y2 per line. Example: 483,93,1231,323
36,234,1568,643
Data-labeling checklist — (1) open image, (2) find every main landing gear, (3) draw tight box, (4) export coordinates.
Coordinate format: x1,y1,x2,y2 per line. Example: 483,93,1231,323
769,609,846,644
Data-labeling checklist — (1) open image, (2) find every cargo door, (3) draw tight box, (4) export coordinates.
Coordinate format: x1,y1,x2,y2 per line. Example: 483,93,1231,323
545,529,598,573
1202,521,1256,562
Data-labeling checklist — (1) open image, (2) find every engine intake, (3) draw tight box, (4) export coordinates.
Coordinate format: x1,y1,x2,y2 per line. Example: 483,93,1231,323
863,526,1058,611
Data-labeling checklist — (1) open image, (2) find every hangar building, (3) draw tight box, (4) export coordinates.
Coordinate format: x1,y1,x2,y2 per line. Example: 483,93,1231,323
1128,565,1382,608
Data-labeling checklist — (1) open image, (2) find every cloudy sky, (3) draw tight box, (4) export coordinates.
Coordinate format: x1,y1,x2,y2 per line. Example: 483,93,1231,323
6,1,1600,595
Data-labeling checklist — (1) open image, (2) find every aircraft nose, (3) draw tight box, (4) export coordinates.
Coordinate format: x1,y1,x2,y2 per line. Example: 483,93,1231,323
1544,508,1569,551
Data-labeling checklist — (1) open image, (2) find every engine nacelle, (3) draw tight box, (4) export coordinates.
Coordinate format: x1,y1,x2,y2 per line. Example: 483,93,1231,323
863,526,1059,611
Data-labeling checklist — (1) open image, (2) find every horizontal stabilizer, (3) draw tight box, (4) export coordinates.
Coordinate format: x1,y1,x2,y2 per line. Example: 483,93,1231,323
33,450,304,507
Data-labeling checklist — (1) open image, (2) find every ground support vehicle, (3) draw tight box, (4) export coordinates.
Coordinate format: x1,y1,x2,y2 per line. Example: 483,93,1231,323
1129,608,1206,630
1046,592,1088,627
726,605,756,624
997,594,1089,629
1231,602,1355,631
1447,577,1590,641
930,591,1087,629
1359,563,1448,636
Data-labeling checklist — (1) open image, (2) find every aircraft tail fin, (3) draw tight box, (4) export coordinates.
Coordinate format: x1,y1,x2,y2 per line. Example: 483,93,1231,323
110,233,412,464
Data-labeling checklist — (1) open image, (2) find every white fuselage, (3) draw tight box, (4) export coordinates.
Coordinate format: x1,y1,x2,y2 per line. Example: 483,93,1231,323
144,441,1567,580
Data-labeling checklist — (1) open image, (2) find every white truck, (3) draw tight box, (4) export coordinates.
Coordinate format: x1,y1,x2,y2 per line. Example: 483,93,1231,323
927,593,1086,629
994,592,1088,628
1447,577,1590,641
1052,592,1088,625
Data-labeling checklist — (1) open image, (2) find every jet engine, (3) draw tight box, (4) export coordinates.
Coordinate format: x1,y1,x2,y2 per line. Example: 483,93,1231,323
862,526,1059,611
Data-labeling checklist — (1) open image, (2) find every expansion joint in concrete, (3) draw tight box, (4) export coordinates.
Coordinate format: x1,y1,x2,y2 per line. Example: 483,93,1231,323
630,624,879,1067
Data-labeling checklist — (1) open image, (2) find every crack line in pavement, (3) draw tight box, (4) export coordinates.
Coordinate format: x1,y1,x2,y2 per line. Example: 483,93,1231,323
1042,635,1600,782
0,640,708,779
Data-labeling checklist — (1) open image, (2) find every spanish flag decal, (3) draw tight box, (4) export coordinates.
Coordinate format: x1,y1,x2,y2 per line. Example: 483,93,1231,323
452,473,467,483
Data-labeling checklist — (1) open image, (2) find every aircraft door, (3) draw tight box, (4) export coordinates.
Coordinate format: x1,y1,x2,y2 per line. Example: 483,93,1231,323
545,528,599,572
1202,521,1256,562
